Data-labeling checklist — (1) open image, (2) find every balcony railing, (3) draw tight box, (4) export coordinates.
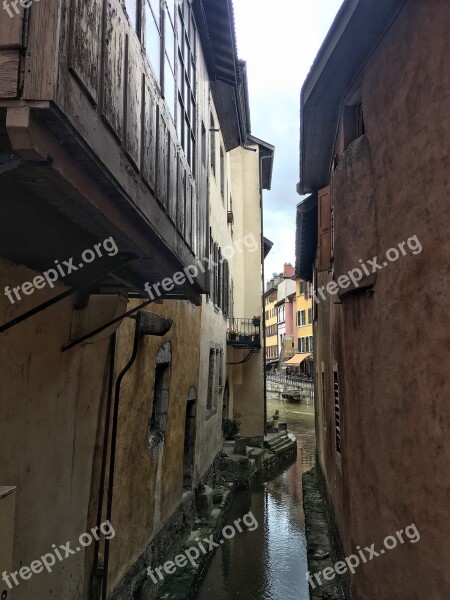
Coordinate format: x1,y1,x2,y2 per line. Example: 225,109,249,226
227,318,261,349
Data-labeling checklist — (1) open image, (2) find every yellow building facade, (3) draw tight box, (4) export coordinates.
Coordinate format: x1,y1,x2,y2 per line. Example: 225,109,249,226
295,278,314,376
264,286,279,364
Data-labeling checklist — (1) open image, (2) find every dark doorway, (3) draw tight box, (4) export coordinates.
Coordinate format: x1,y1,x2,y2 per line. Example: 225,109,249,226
183,388,197,490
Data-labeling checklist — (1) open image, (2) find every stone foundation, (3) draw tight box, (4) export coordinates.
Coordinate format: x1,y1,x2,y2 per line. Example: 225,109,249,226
302,464,347,600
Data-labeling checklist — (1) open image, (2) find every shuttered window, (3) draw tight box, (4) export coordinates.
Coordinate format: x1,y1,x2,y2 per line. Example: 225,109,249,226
334,368,341,454
318,185,331,271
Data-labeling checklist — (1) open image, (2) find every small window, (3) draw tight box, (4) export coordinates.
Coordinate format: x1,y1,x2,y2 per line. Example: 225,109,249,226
220,146,225,199
149,342,171,450
125,0,138,30
201,122,207,167
145,0,162,84
207,347,215,412
210,113,216,176
308,308,312,324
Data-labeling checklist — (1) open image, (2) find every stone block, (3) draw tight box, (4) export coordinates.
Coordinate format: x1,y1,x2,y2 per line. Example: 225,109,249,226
196,485,213,518
234,438,248,455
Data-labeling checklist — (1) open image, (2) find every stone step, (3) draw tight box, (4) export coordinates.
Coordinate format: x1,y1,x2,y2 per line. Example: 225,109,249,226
266,433,289,450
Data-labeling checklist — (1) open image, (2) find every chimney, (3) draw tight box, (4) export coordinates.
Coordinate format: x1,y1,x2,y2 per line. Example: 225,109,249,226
283,263,295,278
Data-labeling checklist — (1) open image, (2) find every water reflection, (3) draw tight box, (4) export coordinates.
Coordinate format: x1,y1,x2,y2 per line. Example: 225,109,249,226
195,395,315,600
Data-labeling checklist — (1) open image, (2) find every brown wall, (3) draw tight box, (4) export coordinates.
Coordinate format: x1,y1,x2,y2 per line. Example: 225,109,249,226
315,1,450,598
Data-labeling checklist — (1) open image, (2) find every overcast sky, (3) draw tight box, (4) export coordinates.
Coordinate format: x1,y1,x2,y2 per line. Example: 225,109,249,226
232,0,344,280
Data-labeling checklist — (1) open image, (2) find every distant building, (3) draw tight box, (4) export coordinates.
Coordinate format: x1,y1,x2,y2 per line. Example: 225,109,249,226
297,0,450,598
291,277,313,376
264,277,280,367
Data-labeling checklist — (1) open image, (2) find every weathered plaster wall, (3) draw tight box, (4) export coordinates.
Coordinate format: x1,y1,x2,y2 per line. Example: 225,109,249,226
194,107,232,482
0,258,119,600
105,299,201,595
229,146,265,439
320,1,450,597
195,297,227,483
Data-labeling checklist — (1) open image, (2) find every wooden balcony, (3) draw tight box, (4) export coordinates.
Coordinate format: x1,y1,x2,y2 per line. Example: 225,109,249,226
0,0,210,300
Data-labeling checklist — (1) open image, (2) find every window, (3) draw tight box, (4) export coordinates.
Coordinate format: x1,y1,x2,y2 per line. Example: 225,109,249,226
145,0,162,84
123,1,197,173
206,347,215,412
163,3,176,118
300,281,305,295
309,336,314,353
125,0,138,30
334,368,341,454
210,112,216,176
305,337,310,352
149,342,172,449
343,101,365,149
298,337,306,353
209,235,229,314
220,146,225,199
318,186,331,271
201,122,207,167
297,310,306,326
308,308,312,324
321,370,326,429
207,346,222,416
177,0,196,170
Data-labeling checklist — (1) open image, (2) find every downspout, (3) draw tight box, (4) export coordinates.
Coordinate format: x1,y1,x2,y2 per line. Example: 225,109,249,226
102,313,142,600
101,310,173,600
90,332,116,599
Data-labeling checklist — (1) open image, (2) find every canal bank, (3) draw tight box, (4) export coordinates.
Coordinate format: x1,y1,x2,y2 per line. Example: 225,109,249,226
194,395,315,600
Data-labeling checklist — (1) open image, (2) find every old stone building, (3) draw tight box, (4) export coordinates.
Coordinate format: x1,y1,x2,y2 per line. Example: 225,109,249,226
297,0,450,598
0,0,273,598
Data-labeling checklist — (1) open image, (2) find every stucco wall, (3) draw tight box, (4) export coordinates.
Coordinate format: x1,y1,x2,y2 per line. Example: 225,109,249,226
317,1,450,597
229,146,265,439
105,299,201,594
0,258,119,599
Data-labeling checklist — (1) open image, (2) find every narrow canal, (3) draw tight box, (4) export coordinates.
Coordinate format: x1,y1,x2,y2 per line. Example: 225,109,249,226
195,394,315,600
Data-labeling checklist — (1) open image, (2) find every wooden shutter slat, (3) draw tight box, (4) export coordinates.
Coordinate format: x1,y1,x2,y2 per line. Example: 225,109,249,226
318,185,331,272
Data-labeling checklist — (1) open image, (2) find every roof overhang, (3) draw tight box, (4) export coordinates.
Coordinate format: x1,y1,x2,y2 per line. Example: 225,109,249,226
248,134,275,190
193,0,250,150
263,237,274,259
298,0,407,194
295,195,318,282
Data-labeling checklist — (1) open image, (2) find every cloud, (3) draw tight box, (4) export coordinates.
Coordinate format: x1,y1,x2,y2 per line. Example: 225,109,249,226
233,0,344,277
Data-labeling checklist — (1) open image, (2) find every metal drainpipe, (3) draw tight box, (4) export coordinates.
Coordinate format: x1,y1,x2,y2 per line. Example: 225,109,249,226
102,313,142,600
90,332,116,599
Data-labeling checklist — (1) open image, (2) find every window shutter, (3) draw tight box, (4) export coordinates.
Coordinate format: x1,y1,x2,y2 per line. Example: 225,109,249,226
223,260,229,317
318,186,331,271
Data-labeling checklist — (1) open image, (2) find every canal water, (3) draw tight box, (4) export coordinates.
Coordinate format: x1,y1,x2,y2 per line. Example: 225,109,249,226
195,394,315,600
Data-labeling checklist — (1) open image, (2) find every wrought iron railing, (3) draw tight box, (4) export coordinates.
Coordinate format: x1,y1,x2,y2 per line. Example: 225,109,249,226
227,318,261,349
266,373,314,388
